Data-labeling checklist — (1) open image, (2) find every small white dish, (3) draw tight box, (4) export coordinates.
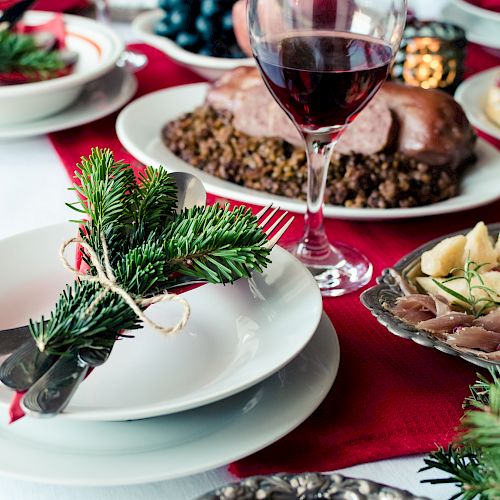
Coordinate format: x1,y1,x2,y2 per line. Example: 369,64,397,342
132,9,254,81
116,83,500,222
0,66,137,139
455,67,500,140
0,11,124,126
0,315,338,486
0,222,322,421
442,1,500,50
453,0,500,23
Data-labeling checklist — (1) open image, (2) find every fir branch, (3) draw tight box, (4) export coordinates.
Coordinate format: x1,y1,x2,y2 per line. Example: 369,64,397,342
161,204,271,283
0,30,64,77
132,166,177,233
29,148,272,353
420,367,500,499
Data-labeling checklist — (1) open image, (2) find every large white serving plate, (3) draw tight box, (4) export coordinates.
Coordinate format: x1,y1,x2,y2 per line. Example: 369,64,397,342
116,83,500,221
455,67,500,141
0,313,338,486
0,223,322,421
0,66,137,140
0,11,124,126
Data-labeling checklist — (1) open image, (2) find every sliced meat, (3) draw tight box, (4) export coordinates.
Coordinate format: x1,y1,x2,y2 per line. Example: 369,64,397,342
233,83,302,146
336,97,397,155
391,295,437,325
473,308,500,333
206,70,475,169
377,82,476,169
393,294,437,314
447,326,500,353
434,296,452,317
205,66,263,114
417,313,474,336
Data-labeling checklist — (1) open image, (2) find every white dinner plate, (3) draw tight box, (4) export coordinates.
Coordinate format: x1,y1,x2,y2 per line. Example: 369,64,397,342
0,223,322,421
455,67,500,140
0,313,338,486
0,67,137,140
442,2,500,50
116,83,500,221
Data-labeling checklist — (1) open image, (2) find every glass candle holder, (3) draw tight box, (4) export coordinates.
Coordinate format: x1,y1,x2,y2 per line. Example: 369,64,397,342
391,20,466,92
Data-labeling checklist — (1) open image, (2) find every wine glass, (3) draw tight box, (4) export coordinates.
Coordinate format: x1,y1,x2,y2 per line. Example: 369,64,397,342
94,0,148,71
248,0,407,296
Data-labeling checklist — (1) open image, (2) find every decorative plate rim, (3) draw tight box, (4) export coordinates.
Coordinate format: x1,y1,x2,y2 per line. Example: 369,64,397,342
360,223,500,369
197,472,429,499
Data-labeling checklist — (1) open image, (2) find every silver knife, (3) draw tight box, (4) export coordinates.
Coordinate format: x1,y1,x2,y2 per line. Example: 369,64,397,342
0,324,32,365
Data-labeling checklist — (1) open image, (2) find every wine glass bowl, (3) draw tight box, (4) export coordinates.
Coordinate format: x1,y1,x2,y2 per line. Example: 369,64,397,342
248,0,407,296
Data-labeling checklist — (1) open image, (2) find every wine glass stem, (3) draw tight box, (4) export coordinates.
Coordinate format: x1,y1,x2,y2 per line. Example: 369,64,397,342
95,0,111,25
300,131,338,259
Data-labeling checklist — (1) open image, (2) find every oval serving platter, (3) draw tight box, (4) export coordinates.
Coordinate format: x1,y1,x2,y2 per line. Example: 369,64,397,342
360,223,500,369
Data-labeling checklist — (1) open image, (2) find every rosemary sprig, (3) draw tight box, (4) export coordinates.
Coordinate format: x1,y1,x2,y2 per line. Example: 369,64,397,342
0,30,64,78
420,367,500,499
30,148,271,353
431,256,500,318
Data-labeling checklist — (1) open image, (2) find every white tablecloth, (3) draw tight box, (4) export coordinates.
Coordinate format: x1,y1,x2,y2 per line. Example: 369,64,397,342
0,11,459,499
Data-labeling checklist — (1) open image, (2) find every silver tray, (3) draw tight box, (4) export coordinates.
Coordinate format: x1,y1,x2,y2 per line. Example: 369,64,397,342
360,223,500,369
197,472,428,499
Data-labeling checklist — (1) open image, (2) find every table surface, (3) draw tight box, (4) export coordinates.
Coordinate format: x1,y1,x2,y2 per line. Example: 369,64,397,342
0,10,468,499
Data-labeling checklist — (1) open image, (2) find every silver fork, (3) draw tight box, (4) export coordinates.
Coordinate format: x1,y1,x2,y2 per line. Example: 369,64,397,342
0,205,294,416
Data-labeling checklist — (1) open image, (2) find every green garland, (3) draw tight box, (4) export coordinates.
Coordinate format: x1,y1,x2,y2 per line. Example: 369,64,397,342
0,30,64,78
30,148,271,354
420,367,500,499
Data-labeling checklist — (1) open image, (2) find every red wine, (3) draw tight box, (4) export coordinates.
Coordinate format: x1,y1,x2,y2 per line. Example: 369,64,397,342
255,33,392,131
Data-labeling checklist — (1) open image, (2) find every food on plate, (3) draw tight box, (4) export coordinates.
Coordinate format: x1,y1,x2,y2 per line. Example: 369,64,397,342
389,222,500,360
0,16,78,84
486,71,500,128
163,67,476,209
155,0,245,58
420,235,466,277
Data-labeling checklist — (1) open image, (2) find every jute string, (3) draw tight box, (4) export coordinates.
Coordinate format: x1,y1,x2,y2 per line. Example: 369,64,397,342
59,234,190,335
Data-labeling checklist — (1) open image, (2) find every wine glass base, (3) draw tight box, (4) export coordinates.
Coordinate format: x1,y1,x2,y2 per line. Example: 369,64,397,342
287,241,373,297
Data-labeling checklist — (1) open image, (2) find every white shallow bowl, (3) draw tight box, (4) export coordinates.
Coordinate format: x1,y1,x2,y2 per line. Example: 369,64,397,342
0,223,322,421
133,9,254,80
455,66,500,140
116,82,500,221
0,11,124,126
0,66,137,139
0,313,339,486
453,0,500,23
442,1,500,51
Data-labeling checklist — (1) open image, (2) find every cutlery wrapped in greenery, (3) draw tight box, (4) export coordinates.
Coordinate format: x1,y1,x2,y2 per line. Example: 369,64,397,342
29,148,274,355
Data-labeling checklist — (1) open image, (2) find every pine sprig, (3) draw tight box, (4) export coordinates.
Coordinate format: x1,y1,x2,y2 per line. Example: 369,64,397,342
0,30,64,77
162,204,270,283
29,148,272,353
420,367,500,499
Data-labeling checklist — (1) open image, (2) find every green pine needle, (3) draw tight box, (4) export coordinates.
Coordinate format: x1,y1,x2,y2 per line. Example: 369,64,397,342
0,30,64,78
29,148,272,353
420,367,500,499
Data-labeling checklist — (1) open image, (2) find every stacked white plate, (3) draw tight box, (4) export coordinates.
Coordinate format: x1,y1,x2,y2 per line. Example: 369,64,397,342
0,11,137,139
0,223,339,486
442,0,500,51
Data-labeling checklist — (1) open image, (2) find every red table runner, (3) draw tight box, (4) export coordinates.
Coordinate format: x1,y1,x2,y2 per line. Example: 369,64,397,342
49,43,500,474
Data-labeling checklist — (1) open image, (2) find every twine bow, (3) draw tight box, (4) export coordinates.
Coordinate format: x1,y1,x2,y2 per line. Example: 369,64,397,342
59,234,190,336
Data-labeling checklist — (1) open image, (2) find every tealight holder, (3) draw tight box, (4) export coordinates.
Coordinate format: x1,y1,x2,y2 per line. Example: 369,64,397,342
391,20,467,92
